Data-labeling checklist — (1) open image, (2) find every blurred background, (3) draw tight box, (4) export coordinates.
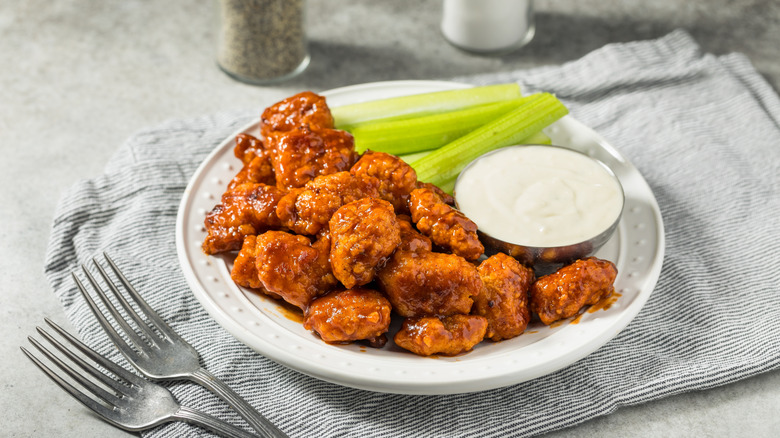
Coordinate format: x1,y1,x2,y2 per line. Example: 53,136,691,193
1,0,778,436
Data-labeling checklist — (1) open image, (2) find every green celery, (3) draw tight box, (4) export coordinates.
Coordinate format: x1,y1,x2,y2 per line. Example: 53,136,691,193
521,130,553,145
332,83,522,128
411,93,568,188
399,131,549,170
429,131,554,194
398,150,431,165
438,178,457,195
349,97,532,155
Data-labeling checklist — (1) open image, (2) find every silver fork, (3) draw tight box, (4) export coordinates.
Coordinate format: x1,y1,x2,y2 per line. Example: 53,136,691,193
21,318,260,438
72,253,286,438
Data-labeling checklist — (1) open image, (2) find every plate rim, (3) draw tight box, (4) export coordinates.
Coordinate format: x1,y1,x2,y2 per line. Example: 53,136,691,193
175,79,666,394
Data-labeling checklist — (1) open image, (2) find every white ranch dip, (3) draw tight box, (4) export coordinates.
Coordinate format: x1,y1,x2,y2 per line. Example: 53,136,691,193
454,146,623,247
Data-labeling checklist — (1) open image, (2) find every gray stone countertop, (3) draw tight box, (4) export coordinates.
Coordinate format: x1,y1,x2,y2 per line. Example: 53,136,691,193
2,0,778,436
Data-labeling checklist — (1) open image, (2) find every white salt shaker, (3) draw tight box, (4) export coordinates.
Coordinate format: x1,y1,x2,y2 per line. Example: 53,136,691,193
441,0,535,55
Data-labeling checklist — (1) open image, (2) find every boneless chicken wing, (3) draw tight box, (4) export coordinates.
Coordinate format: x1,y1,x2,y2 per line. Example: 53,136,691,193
202,183,286,255
415,181,456,206
530,257,618,325
259,92,354,189
304,288,392,346
230,235,263,290
260,91,334,139
396,214,432,253
254,231,337,310
350,151,417,213
233,132,264,164
377,249,481,318
474,253,535,341
266,126,357,189
275,171,380,235
230,235,282,299
228,134,275,189
409,187,484,261
329,198,401,288
394,314,487,356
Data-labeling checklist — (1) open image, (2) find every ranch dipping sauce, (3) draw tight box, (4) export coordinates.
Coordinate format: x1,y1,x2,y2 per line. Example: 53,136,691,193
454,145,623,248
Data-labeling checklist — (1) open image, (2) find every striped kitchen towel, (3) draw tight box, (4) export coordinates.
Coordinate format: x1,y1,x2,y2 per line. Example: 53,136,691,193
44,30,780,437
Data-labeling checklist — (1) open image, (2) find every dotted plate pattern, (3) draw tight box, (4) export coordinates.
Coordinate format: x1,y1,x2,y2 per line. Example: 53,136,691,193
175,81,665,395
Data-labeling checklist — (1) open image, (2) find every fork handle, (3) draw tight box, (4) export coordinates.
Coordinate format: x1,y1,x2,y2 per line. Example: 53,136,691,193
174,406,263,438
191,367,288,438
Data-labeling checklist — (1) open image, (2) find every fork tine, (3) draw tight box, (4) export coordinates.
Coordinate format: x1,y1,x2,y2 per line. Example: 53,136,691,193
21,345,116,420
89,259,162,347
44,317,148,388
28,331,124,405
72,271,153,357
103,253,181,342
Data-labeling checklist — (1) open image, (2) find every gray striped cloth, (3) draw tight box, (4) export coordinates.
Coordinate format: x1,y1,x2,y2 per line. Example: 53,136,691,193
44,30,780,437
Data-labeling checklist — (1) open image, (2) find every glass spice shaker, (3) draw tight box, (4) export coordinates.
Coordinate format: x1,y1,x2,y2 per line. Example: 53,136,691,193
216,0,310,84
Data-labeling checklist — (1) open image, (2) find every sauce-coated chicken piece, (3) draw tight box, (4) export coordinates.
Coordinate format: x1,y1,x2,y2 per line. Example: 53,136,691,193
474,253,535,341
409,187,484,261
202,183,286,255
530,257,618,325
304,288,392,345
350,151,417,213
275,171,381,235
254,230,337,310
415,181,456,206
228,134,275,189
230,235,282,299
394,314,487,356
234,132,265,164
260,91,334,139
258,92,351,189
230,235,263,290
396,214,432,253
377,249,481,317
329,198,401,288
266,126,357,189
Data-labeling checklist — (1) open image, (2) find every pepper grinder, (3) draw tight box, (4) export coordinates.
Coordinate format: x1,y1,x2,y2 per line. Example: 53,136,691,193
441,0,535,55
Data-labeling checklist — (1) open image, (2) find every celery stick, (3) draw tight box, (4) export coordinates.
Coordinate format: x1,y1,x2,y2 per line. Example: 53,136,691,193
521,130,552,145
332,84,522,128
350,97,532,155
412,93,568,187
399,130,548,173
428,131,554,194
398,150,431,164
438,178,457,195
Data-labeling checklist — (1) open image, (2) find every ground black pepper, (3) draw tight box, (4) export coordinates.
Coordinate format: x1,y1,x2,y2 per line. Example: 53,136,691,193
216,0,309,84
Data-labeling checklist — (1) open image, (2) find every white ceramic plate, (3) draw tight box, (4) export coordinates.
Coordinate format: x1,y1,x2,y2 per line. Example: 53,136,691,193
175,80,665,395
